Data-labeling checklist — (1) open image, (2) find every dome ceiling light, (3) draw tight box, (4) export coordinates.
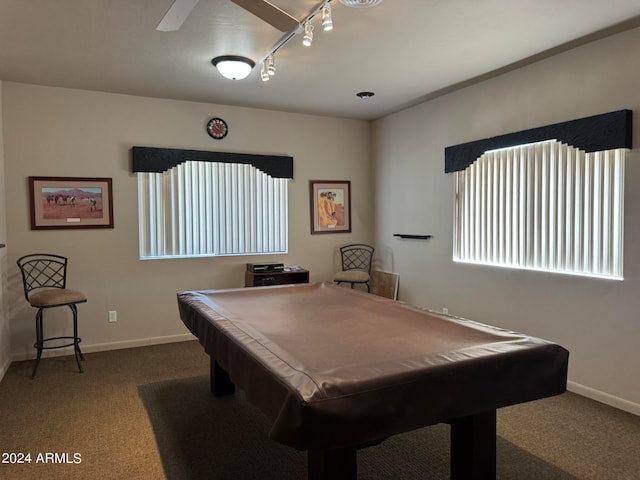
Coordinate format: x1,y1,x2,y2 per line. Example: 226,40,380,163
339,0,384,8
211,55,255,80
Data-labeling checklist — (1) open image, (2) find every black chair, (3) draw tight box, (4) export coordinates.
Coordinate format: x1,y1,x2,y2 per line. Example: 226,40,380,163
333,244,375,292
16,254,87,377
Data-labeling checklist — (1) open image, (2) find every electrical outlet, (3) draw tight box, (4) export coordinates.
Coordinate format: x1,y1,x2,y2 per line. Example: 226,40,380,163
108,310,117,323
442,307,449,315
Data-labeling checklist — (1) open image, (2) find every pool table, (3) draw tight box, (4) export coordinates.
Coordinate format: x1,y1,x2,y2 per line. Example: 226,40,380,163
177,282,568,479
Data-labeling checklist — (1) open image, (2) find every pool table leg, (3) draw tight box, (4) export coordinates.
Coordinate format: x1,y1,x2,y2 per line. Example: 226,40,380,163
450,409,497,480
210,357,235,396
308,447,357,480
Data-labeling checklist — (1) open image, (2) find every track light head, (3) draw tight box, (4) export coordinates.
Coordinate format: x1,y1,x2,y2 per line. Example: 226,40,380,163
267,55,276,76
260,62,270,82
322,4,333,31
302,22,314,47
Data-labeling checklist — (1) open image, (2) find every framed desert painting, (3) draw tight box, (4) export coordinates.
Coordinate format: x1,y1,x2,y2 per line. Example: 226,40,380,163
309,180,351,234
29,176,114,230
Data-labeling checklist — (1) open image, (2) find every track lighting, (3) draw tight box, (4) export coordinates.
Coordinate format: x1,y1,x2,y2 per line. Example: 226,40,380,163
215,1,381,84
257,1,341,83
267,54,276,76
260,62,270,82
322,4,333,31
302,21,314,47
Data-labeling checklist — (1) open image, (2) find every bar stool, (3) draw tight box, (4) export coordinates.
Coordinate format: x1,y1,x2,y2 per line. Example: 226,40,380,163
16,253,87,377
333,244,375,292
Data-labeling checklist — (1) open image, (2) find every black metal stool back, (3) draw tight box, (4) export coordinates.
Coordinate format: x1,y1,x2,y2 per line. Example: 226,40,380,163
16,253,87,377
333,244,375,292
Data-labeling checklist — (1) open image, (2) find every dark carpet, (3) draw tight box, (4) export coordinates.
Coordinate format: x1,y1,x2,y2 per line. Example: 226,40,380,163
1,341,639,479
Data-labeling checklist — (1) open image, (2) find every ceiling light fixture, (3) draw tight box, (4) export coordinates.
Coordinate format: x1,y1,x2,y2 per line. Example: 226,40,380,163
211,55,255,80
356,91,375,99
260,62,270,82
302,21,314,46
267,54,276,76
256,0,339,83
340,0,384,7
321,4,333,31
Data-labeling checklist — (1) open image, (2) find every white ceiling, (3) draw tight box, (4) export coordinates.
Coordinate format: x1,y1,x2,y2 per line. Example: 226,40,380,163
1,0,640,120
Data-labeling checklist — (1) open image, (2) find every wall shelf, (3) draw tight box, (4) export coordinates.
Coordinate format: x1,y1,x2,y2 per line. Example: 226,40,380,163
393,234,432,240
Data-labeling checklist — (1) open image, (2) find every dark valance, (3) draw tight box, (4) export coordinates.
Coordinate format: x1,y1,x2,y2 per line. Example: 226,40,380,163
131,146,294,179
444,109,632,173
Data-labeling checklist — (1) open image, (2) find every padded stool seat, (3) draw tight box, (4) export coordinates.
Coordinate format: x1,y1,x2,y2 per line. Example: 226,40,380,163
29,289,87,308
333,269,370,284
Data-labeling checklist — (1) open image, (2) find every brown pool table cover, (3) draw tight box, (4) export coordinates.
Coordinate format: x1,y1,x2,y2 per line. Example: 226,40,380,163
177,282,568,450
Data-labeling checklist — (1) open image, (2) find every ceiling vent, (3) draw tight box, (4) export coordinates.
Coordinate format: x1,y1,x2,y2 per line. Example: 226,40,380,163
340,0,384,8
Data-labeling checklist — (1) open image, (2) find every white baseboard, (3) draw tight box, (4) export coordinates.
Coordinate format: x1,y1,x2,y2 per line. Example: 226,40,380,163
568,381,640,416
10,333,195,362
81,333,195,354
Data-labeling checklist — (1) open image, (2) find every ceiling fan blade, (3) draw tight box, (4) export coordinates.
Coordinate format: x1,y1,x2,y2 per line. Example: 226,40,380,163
157,0,200,31
231,0,300,32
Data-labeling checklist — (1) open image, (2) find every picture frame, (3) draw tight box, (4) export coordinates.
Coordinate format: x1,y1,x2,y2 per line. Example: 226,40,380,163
309,180,351,234
29,176,114,230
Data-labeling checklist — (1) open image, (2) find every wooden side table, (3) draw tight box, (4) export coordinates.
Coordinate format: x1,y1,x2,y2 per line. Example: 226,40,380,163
245,267,309,287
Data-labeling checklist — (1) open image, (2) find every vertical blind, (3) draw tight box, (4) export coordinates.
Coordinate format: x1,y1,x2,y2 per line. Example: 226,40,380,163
453,140,624,279
138,161,288,259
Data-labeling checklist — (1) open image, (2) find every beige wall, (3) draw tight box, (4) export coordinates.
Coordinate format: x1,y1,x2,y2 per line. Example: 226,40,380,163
0,80,10,378
373,26,640,414
2,83,372,360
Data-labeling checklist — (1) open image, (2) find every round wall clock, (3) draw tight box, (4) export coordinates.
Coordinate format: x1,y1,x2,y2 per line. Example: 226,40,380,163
206,117,228,139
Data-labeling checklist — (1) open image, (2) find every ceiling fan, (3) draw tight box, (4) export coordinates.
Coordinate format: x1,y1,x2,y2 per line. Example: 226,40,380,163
157,0,300,33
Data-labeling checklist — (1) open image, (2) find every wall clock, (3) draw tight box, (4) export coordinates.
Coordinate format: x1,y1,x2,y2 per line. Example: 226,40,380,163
206,117,228,140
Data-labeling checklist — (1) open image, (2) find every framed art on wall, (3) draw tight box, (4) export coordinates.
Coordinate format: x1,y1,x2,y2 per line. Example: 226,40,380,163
29,176,114,230
309,180,351,234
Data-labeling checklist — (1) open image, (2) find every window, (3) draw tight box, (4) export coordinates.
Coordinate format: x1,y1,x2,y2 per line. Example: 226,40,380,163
453,140,625,279
138,161,288,259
